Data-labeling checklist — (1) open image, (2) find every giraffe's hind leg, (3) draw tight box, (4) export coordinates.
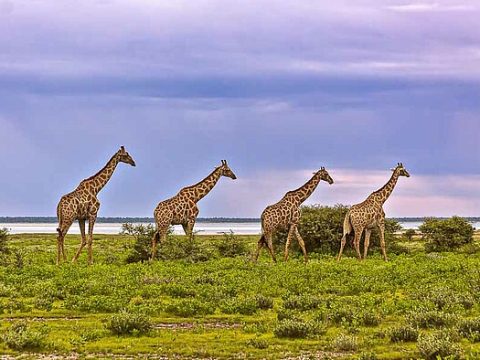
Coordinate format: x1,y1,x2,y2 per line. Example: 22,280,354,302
57,218,73,265
284,225,295,261
265,233,277,263
72,219,87,263
253,234,267,262
353,226,363,260
363,228,372,260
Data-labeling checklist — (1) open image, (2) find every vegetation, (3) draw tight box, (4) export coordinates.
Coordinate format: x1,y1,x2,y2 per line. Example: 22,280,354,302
0,214,479,358
420,216,474,252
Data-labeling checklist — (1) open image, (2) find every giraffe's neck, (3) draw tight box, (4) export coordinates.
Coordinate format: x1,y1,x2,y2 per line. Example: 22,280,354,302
82,154,120,194
288,172,322,204
188,167,222,203
371,171,400,204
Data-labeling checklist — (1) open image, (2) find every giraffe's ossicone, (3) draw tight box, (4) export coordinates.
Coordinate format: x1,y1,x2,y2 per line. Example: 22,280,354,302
337,163,410,262
254,167,334,263
56,146,136,265
150,160,237,260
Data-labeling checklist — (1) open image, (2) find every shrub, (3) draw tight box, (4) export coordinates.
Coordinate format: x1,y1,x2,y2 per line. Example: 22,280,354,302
247,337,269,349
1,321,48,350
0,228,10,265
255,294,274,310
216,231,249,257
221,297,259,315
105,311,152,335
407,309,457,329
358,352,377,360
333,333,358,351
458,318,480,342
404,229,416,240
388,324,419,342
166,299,215,317
158,236,216,262
274,319,324,338
283,294,322,311
417,332,462,360
34,295,54,312
420,217,474,252
122,223,159,263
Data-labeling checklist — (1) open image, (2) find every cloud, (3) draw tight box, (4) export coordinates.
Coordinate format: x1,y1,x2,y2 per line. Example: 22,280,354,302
386,3,475,13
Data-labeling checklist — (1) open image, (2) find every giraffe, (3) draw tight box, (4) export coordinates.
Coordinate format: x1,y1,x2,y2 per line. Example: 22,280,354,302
150,160,237,260
337,163,410,262
253,167,334,263
56,146,136,265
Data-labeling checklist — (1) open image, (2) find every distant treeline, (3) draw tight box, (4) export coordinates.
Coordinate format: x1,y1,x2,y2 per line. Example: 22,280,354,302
0,217,261,223
1,216,479,224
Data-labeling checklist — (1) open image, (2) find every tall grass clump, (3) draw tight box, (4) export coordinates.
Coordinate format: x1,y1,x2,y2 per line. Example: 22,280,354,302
105,311,152,335
1,321,48,350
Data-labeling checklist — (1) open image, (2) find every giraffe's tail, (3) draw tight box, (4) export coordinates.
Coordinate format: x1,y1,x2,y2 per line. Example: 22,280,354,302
342,212,353,236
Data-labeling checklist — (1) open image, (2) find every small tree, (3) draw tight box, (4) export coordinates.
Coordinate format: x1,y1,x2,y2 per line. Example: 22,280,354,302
420,216,474,252
121,223,159,263
404,229,416,241
0,228,10,265
273,205,402,255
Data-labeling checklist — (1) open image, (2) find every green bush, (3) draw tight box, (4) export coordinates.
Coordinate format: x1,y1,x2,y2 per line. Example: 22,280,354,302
122,223,159,263
274,319,324,338
388,324,419,342
221,297,259,315
358,352,377,360
458,318,480,342
417,332,462,360
158,236,216,262
105,311,152,335
0,228,10,265
404,229,416,240
333,333,358,351
216,231,249,257
274,205,402,255
247,337,269,349
283,294,322,311
255,294,274,310
34,295,54,312
166,299,215,317
407,309,457,329
1,321,48,350
420,217,474,252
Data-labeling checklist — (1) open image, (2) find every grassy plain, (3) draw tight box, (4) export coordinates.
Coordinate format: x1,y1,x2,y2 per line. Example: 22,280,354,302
1,232,480,359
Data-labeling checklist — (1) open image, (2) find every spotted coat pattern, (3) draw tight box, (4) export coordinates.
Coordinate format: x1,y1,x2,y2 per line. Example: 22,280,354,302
254,167,334,263
150,160,236,260
56,146,136,265
337,163,410,261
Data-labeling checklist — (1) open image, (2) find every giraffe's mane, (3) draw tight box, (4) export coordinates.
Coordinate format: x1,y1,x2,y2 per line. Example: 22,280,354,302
285,172,318,196
181,166,221,191
370,171,397,196
81,153,117,182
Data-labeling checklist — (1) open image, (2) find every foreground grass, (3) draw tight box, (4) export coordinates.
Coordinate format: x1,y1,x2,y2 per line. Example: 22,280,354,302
1,233,480,359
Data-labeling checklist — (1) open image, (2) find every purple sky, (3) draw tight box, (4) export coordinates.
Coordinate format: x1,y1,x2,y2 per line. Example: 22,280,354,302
0,0,479,217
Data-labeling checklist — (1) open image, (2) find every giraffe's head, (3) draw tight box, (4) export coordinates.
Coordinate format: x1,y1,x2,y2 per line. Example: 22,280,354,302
391,163,410,177
117,146,136,167
219,160,237,180
316,167,334,184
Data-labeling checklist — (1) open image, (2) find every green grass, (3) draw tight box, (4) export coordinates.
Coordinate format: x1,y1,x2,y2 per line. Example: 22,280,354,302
1,232,480,359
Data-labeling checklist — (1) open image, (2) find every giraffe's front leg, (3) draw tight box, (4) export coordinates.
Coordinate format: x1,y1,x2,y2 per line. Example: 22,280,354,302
87,214,97,265
293,226,308,263
378,221,388,261
57,218,74,265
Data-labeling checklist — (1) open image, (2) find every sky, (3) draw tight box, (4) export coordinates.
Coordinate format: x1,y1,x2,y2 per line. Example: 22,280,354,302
0,0,479,218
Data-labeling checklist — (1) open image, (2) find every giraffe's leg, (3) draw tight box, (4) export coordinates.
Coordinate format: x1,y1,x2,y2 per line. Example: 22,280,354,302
87,214,97,265
284,225,295,261
150,230,160,261
293,226,308,263
265,234,277,263
378,222,388,261
72,220,88,263
185,219,195,242
337,234,348,261
353,227,363,260
363,228,372,260
57,219,73,265
253,235,266,262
